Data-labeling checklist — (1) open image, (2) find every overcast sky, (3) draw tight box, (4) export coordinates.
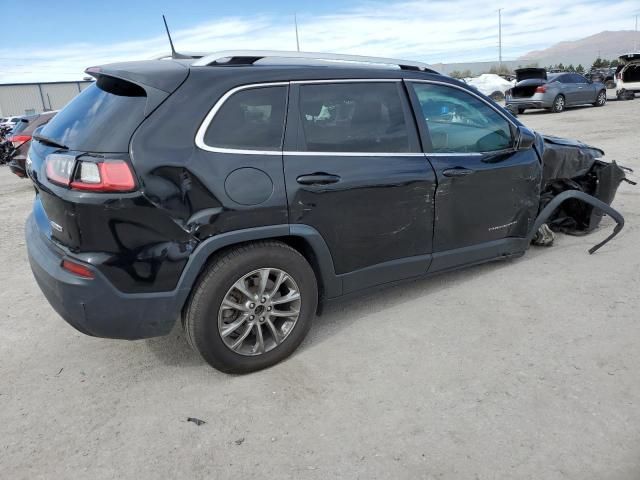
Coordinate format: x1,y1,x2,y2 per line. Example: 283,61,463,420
0,0,638,83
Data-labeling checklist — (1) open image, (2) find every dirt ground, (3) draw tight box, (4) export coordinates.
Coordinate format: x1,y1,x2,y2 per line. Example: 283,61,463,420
1,94,639,480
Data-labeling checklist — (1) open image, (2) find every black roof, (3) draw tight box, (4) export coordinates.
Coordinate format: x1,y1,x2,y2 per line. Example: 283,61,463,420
94,58,453,94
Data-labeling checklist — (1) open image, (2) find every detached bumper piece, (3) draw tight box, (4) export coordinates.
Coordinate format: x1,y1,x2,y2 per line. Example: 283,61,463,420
531,136,634,253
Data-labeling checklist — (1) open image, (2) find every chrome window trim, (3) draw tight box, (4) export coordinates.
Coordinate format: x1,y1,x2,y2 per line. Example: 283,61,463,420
196,79,417,156
195,79,503,157
283,151,426,157
292,79,401,85
195,82,289,155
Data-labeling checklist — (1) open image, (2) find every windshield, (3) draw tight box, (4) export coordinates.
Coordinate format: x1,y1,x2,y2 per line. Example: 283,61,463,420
40,76,147,152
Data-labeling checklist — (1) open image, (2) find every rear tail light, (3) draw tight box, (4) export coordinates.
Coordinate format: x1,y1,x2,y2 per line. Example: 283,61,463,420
616,72,621,80
61,259,94,279
535,85,547,93
10,134,31,148
45,154,76,186
45,154,136,192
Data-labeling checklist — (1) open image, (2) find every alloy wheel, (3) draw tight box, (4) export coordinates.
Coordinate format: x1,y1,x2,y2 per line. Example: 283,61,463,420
218,268,301,356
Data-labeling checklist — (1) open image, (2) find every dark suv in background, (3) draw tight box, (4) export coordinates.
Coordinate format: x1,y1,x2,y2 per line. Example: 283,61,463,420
26,51,618,373
8,111,57,177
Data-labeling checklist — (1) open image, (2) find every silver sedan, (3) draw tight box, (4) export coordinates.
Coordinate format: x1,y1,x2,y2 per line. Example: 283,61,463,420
506,69,607,114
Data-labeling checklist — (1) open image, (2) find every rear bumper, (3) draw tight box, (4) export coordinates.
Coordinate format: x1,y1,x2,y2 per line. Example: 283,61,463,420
8,158,26,178
26,213,180,340
505,99,547,109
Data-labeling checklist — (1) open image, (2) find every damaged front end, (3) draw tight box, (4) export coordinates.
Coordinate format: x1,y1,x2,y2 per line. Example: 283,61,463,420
529,135,634,253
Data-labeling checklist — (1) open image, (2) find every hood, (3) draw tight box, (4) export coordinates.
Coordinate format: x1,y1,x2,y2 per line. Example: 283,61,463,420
515,68,547,82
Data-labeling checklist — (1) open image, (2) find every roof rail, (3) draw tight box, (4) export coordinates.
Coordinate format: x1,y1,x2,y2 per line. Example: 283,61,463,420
151,52,207,60
191,50,439,73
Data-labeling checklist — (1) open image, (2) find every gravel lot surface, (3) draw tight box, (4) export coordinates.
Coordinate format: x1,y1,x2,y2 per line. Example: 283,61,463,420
1,95,639,479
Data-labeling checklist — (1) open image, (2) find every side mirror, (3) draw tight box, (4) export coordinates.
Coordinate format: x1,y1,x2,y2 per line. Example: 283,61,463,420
517,126,535,150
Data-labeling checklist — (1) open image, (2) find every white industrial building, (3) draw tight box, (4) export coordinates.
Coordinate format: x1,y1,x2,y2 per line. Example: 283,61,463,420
0,80,92,117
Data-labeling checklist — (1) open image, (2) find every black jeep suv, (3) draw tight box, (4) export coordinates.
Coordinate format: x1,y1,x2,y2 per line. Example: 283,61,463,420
25,51,620,373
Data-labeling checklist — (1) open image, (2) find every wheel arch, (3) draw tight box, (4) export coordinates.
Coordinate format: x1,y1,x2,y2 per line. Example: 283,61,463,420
176,225,342,317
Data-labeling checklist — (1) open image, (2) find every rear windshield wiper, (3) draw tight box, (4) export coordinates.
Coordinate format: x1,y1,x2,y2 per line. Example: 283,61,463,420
33,134,68,150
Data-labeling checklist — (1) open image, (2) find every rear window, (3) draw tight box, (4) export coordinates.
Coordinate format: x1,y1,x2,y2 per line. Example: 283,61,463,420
40,76,147,152
11,119,31,135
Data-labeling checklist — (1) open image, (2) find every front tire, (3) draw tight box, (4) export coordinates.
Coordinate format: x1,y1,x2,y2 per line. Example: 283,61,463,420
550,95,565,113
184,241,318,373
594,90,607,107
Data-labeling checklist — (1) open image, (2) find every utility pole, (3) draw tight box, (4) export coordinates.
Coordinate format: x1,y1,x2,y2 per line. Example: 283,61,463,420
294,14,301,52
498,9,503,71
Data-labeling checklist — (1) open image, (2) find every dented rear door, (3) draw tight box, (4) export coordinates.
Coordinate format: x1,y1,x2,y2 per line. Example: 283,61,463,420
283,80,436,282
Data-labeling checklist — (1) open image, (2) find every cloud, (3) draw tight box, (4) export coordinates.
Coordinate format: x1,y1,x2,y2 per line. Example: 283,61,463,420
0,0,637,82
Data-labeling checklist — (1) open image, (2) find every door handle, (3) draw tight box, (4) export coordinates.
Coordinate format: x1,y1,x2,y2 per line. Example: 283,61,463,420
442,167,474,178
296,173,341,185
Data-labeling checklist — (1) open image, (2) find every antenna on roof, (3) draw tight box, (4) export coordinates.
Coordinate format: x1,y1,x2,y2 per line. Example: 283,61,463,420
162,15,191,59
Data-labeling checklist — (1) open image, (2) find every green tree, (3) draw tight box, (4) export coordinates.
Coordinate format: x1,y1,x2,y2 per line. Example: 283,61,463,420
576,64,585,74
567,64,575,72
592,57,603,69
488,65,511,75
556,63,565,71
610,59,619,68
450,70,464,79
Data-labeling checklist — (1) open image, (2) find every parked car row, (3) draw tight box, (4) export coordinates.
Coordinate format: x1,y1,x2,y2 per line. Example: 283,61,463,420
0,111,57,176
505,68,607,114
505,53,639,113
615,53,640,100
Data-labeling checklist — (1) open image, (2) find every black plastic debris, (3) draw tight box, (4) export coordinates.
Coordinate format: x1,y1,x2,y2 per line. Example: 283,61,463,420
532,224,555,247
531,135,632,252
187,417,206,426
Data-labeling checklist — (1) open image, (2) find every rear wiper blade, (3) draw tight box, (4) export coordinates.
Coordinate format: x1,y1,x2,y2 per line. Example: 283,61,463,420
33,134,68,150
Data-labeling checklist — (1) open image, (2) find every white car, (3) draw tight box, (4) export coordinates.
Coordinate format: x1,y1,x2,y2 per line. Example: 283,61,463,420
615,53,640,99
0,116,21,128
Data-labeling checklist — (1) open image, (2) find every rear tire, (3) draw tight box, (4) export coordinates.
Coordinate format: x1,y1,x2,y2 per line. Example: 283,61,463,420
184,241,318,373
550,95,565,113
517,107,526,114
593,90,607,107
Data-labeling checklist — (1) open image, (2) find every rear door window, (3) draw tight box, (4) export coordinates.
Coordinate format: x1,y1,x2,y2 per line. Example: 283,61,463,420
296,82,414,153
572,74,588,84
203,85,288,151
40,76,147,153
410,82,514,153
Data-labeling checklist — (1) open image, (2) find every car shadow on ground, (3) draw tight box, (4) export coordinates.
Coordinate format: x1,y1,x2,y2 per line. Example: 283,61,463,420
143,253,527,369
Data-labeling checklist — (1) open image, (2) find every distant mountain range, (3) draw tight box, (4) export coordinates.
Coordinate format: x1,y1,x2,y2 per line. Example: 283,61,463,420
517,30,640,67
433,30,640,75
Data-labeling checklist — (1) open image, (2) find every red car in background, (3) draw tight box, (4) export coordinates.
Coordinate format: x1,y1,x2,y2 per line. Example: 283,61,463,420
8,111,57,177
